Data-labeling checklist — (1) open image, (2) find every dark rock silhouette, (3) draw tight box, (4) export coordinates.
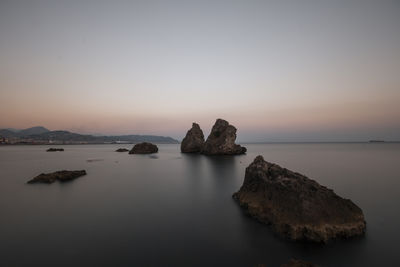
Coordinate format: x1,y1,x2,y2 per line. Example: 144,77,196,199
181,123,205,153
129,142,158,154
281,259,318,267
115,148,129,152
233,155,366,243
27,170,86,184
201,119,246,155
46,148,64,152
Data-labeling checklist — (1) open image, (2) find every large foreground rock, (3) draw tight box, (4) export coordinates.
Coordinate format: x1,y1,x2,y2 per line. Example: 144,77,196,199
233,156,366,243
27,170,86,184
201,119,246,155
129,142,158,154
181,123,205,153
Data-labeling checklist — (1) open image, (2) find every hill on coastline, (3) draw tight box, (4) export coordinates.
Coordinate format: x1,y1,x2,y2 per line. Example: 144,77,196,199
0,126,50,138
0,127,179,144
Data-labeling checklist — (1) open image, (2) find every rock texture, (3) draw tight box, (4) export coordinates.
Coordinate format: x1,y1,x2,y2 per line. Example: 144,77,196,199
46,148,64,152
129,142,158,154
181,123,205,153
281,259,318,267
201,119,246,155
233,156,366,243
27,170,86,184
115,148,129,152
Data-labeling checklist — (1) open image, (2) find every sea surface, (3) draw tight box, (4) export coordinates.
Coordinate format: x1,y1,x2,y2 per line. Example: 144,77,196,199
0,143,399,266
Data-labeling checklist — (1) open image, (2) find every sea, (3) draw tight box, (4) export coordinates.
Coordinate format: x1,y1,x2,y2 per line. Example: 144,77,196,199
0,143,399,266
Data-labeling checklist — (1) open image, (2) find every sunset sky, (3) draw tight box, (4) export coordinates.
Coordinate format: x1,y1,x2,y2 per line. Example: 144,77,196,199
1,0,399,142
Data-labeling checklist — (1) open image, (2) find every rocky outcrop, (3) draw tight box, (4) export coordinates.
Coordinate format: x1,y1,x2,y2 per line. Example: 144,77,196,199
281,259,318,267
27,170,86,184
46,148,64,152
129,142,158,154
115,148,129,152
181,123,205,153
233,156,366,243
201,119,246,155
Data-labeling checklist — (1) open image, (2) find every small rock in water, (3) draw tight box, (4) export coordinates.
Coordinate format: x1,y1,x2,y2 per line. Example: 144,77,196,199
115,148,129,152
27,170,86,184
129,142,158,154
46,148,64,152
86,158,104,162
233,155,366,243
281,259,318,267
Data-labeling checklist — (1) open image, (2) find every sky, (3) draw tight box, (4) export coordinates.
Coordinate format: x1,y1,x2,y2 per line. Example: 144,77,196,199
0,0,399,142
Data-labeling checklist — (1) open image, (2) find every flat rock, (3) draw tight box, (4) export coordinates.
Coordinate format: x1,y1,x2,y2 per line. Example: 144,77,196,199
233,155,366,243
27,170,86,184
46,148,64,152
201,119,246,155
181,123,205,153
129,142,158,154
115,148,129,152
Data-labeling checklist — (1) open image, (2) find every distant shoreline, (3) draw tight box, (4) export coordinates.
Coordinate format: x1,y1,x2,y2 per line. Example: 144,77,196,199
1,141,400,146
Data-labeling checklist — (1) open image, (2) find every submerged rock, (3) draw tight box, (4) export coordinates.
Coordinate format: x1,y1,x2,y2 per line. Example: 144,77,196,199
115,148,129,152
281,259,318,267
233,156,366,243
201,119,246,155
181,123,205,153
27,170,86,184
129,142,158,154
46,148,64,152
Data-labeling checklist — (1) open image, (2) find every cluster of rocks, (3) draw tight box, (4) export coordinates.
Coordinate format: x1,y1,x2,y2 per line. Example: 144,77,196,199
233,155,366,243
181,119,246,155
27,170,86,184
28,119,368,249
46,148,64,152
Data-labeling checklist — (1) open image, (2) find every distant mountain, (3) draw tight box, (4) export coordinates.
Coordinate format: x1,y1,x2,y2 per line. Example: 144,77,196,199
0,126,49,138
101,134,178,143
4,128,20,133
0,127,179,144
27,131,179,143
19,126,49,136
0,129,16,138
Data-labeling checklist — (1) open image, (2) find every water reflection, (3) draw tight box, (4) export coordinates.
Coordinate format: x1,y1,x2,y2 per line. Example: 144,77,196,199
0,144,399,266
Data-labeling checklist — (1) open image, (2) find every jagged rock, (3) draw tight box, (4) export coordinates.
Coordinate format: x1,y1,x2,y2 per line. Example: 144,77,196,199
115,148,129,152
181,123,205,153
27,170,86,184
129,142,158,154
201,119,246,155
233,156,366,243
46,148,64,152
281,259,318,267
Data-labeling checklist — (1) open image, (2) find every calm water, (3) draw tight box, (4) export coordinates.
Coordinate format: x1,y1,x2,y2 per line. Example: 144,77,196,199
0,143,399,266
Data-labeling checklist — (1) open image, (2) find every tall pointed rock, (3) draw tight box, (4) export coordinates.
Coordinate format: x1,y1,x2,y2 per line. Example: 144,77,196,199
201,119,246,155
181,123,205,153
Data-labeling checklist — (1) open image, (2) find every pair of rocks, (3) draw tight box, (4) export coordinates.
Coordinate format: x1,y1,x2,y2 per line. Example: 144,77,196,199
181,119,246,155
